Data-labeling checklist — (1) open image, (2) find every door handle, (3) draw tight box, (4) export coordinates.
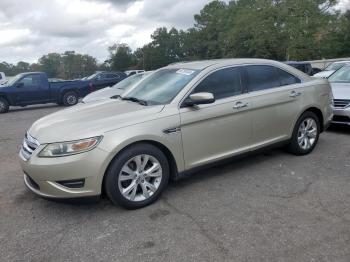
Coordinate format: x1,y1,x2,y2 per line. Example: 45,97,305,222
233,101,248,109
289,90,302,98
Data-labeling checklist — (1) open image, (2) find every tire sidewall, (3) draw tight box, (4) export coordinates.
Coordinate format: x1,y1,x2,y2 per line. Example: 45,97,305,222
291,111,320,155
63,92,78,106
0,98,9,113
105,144,170,209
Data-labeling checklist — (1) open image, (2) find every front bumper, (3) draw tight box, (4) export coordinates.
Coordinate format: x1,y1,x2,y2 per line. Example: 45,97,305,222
332,107,350,125
20,146,111,198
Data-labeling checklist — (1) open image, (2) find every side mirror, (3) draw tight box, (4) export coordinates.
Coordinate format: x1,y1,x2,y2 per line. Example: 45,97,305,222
16,82,24,88
183,92,215,107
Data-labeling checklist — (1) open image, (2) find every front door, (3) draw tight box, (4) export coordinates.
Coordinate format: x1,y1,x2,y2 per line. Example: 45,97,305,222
179,66,252,169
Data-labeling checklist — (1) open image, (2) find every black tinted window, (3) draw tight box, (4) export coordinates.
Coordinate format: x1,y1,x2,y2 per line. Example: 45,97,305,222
193,67,242,99
276,68,301,86
246,65,300,92
246,65,280,92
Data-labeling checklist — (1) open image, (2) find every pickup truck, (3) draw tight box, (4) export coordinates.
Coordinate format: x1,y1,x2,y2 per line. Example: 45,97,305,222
0,72,91,113
0,71,127,114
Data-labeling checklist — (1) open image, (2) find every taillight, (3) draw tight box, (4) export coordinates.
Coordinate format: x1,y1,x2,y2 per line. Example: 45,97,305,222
89,83,94,92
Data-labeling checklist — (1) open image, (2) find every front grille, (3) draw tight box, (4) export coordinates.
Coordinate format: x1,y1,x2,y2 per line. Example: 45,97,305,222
333,115,350,123
19,132,40,161
333,99,350,109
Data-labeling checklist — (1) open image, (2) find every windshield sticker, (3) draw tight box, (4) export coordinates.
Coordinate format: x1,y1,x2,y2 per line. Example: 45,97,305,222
176,69,195,75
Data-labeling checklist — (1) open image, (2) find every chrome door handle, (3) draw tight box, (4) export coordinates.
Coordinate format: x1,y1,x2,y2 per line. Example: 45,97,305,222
290,91,302,98
233,101,248,109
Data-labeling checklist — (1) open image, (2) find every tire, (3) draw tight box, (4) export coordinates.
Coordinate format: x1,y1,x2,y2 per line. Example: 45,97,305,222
104,143,170,209
287,111,320,155
62,91,78,106
0,97,9,113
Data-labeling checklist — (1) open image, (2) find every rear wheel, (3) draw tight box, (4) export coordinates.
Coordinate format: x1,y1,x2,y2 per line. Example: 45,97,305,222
287,111,320,155
62,92,78,106
0,97,9,113
104,143,169,209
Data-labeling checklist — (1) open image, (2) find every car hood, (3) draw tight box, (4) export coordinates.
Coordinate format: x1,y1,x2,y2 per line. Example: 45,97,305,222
330,83,350,100
29,100,165,143
82,87,124,103
313,70,334,78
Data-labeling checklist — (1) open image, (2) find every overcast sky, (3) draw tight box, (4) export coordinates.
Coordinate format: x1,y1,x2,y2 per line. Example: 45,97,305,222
0,0,349,64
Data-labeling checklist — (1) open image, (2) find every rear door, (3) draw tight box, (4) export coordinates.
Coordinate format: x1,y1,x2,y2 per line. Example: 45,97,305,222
179,66,253,169
242,65,302,149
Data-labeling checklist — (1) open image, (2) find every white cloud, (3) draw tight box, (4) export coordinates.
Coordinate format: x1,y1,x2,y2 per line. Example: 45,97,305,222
0,0,212,64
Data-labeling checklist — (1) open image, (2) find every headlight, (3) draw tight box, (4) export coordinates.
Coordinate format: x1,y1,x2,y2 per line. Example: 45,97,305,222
38,136,102,157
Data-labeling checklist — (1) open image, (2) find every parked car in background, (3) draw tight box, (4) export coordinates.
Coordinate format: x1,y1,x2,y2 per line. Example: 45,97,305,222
85,71,127,91
285,61,313,75
82,71,152,103
0,72,91,113
19,59,333,209
125,70,145,77
313,61,350,78
328,65,350,125
0,72,6,85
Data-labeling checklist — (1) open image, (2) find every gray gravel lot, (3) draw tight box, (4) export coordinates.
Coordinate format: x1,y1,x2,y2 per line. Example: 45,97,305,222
0,104,350,262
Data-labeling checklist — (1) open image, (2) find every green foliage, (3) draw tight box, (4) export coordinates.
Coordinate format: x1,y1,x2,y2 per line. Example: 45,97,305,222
108,43,135,71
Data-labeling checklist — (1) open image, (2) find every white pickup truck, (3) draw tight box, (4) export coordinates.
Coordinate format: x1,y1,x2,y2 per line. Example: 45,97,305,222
0,72,6,85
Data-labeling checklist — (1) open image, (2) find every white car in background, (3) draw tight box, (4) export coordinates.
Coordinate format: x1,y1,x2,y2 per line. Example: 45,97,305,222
328,65,350,125
125,70,145,77
313,61,350,78
0,72,6,85
82,71,152,103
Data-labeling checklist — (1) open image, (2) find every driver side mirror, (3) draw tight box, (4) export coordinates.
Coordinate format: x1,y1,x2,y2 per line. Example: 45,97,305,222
182,92,215,107
16,82,24,88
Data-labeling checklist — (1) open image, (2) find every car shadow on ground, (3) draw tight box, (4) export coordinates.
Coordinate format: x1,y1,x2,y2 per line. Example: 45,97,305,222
326,124,350,134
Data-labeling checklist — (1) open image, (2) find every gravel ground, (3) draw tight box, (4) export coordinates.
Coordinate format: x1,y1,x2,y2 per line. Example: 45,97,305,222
0,104,350,262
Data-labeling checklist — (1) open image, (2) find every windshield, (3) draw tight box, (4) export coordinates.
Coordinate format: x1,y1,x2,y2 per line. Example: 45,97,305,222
325,62,348,71
86,73,99,80
328,66,350,83
6,74,24,85
112,73,146,90
122,68,199,105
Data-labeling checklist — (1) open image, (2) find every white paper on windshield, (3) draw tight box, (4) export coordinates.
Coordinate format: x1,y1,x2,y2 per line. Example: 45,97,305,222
176,69,195,75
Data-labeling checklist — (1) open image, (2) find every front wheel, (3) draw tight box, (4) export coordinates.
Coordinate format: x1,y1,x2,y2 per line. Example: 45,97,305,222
0,97,9,113
62,92,78,106
104,143,169,209
287,111,320,155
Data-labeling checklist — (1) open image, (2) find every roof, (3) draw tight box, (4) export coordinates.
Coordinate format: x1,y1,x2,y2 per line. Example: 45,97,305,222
166,58,286,70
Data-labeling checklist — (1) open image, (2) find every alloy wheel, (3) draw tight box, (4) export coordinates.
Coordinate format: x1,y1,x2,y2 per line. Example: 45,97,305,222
118,154,162,202
297,117,318,150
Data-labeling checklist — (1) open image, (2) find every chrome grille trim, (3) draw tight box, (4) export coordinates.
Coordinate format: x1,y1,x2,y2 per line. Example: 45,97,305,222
19,132,40,161
333,99,350,109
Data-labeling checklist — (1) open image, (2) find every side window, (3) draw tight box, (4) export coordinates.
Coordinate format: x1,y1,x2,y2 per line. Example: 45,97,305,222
245,65,300,92
245,65,280,92
193,67,242,100
19,75,41,87
275,68,301,86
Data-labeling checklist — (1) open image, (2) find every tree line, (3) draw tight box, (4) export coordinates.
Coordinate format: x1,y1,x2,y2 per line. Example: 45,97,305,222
1,0,349,78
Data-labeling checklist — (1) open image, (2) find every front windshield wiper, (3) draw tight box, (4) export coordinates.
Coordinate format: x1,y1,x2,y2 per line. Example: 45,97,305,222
121,96,148,106
111,95,121,99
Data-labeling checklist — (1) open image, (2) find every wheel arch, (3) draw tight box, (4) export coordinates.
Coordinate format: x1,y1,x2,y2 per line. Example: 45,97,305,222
302,107,324,132
101,139,179,195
